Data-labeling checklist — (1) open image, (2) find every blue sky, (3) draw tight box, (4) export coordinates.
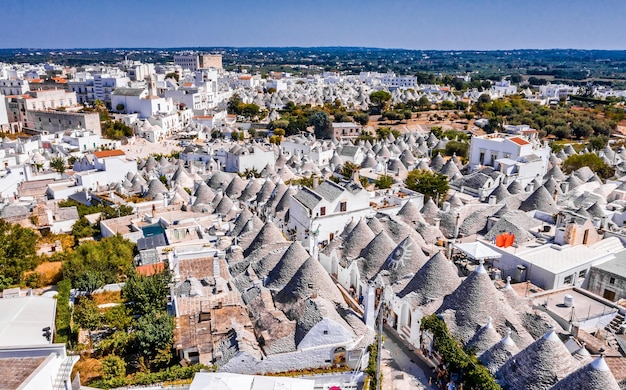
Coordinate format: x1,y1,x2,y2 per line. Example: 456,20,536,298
3,0,625,50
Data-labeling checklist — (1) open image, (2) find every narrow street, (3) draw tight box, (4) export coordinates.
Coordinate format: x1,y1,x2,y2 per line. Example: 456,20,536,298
381,329,433,390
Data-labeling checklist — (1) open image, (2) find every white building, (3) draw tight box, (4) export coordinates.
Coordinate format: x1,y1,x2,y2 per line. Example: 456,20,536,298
468,133,551,188
224,144,275,174
5,89,77,131
281,136,334,167
73,149,138,190
288,179,372,254
68,72,129,107
189,373,315,390
491,80,518,97
0,78,30,96
483,237,623,291
111,87,174,118
332,122,362,140
0,96,9,132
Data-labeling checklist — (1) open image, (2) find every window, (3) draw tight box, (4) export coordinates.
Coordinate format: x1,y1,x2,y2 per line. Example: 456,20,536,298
340,202,347,212
564,275,573,285
323,330,328,335
578,270,586,279
479,151,485,164
610,277,616,285
320,207,326,216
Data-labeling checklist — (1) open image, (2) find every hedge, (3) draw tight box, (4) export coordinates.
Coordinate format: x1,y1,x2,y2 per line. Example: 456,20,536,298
422,314,501,390
90,364,209,389
54,279,74,345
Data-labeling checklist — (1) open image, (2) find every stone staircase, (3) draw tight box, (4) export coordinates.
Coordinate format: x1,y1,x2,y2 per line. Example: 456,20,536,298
604,313,625,350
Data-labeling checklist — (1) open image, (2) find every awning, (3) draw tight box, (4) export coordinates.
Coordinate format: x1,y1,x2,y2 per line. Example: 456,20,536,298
452,241,502,260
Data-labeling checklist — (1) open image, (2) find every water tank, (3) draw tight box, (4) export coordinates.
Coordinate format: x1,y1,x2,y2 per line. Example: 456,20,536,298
515,265,526,283
564,294,574,307
491,268,501,280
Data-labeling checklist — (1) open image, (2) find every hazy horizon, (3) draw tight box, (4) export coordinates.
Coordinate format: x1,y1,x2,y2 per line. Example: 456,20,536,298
5,0,626,51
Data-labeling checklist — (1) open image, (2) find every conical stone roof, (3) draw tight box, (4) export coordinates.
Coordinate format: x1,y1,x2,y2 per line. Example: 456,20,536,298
507,180,524,195
343,218,376,259
239,179,263,202
396,201,426,225
430,154,445,171
213,194,234,215
244,221,287,257
265,241,310,290
359,231,397,281
479,329,520,374
144,178,168,200
466,317,501,356
276,257,344,304
207,171,233,191
225,175,247,199
421,198,440,225
551,356,620,390
367,216,384,234
437,261,516,343
398,251,460,306
489,184,511,203
544,165,566,181
193,182,215,206
497,327,580,390
519,185,558,213
378,236,428,283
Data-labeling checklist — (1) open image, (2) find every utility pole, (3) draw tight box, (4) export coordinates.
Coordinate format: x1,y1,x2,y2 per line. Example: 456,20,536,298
376,300,383,390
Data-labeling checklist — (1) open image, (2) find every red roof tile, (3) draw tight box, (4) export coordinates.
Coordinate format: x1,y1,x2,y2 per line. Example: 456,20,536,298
510,137,530,146
94,149,125,158
136,262,165,276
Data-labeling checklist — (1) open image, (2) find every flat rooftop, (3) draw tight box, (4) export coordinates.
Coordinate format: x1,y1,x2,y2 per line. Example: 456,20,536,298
0,356,46,390
0,296,56,347
534,289,617,326
490,237,623,274
593,249,626,278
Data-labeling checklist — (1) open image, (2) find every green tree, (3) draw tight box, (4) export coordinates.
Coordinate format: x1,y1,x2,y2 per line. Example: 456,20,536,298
104,304,134,331
334,112,350,123
50,157,66,173
417,96,431,111
341,162,361,179
445,141,469,158
102,355,126,380
165,72,179,82
102,204,135,220
375,174,394,189
97,330,132,357
71,216,98,239
440,100,455,110
74,298,101,331
553,125,570,140
562,153,615,179
63,235,136,289
75,271,106,295
309,111,333,139
375,127,391,140
134,310,175,367
227,94,243,115
369,91,392,114
123,272,171,316
588,135,608,151
0,220,39,284
404,170,450,204
241,103,260,118
353,111,370,126
0,274,13,290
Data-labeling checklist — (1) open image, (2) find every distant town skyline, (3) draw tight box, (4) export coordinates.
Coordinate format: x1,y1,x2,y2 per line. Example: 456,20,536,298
4,0,626,50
